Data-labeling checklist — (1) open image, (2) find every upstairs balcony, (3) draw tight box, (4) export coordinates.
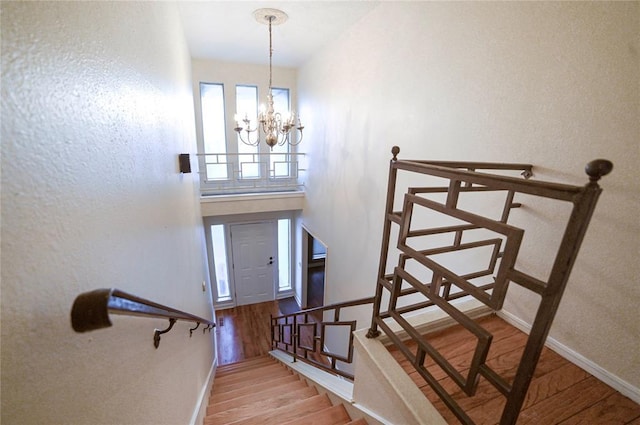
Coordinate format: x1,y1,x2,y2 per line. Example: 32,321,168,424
197,151,306,216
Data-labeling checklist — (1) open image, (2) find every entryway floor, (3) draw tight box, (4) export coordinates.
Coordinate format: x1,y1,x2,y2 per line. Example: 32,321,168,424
215,301,282,365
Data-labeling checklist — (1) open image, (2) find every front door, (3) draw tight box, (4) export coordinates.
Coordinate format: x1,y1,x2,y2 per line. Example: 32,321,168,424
230,222,277,306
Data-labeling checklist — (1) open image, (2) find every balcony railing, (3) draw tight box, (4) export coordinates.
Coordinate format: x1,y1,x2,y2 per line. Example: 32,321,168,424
197,152,306,195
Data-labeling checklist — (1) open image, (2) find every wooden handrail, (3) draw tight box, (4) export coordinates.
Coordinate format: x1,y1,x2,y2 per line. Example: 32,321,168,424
71,288,215,348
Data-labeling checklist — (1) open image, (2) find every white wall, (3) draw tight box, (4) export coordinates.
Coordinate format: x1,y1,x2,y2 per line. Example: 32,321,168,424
1,2,214,424
298,1,639,390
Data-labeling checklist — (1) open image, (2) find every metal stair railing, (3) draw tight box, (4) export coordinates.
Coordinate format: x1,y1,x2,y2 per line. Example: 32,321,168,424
271,297,375,380
367,146,612,425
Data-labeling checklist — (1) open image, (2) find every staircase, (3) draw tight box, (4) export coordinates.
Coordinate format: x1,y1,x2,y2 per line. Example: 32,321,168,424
204,356,367,425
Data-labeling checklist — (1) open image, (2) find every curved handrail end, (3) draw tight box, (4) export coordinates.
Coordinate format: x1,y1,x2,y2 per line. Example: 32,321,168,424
71,288,114,332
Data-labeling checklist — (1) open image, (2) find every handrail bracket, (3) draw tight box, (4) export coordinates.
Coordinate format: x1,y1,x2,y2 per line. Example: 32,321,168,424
154,318,177,349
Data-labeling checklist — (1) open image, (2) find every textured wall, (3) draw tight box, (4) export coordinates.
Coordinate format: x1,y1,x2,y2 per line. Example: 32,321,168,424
1,2,214,424
298,2,639,389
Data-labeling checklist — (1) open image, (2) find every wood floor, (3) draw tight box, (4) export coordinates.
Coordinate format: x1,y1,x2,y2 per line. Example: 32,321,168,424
216,269,325,365
215,299,328,366
215,301,282,365
387,314,640,425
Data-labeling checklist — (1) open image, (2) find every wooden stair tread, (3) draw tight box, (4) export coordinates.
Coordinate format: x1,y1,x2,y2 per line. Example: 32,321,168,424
216,356,275,375
204,386,318,425
217,358,274,374
213,363,285,385
208,380,309,414
280,404,351,425
207,357,364,425
210,374,300,403
212,369,294,394
224,394,334,425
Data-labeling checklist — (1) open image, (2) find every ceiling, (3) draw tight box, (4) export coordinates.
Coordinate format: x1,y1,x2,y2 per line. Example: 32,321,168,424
177,1,379,68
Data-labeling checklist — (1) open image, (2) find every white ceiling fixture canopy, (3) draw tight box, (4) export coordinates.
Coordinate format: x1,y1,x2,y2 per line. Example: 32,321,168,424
253,7,288,26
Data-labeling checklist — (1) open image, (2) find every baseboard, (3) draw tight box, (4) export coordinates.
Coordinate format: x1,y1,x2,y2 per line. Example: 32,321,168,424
497,310,640,404
189,355,217,425
377,299,492,346
277,290,295,300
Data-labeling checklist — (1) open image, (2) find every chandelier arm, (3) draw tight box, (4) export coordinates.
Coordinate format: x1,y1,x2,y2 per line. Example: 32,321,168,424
236,129,260,147
287,129,304,146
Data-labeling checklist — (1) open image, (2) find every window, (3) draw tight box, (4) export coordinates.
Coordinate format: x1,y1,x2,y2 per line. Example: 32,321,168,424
236,85,260,179
199,83,227,180
197,77,301,194
270,88,291,178
210,224,231,302
278,218,291,291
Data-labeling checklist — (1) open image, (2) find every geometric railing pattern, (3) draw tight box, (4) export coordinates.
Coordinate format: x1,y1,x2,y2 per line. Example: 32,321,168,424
271,297,374,380
367,146,612,425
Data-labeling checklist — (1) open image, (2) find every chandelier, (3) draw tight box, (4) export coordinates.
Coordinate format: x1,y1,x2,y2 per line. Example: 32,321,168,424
234,8,304,150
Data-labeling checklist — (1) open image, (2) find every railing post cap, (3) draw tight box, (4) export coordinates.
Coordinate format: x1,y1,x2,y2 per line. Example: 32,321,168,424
391,146,400,161
585,159,613,183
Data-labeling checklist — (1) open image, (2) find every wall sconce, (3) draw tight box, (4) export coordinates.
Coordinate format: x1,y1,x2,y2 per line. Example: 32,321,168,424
179,154,191,173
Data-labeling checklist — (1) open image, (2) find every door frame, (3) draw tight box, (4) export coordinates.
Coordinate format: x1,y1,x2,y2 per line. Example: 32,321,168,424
300,224,328,309
203,211,296,309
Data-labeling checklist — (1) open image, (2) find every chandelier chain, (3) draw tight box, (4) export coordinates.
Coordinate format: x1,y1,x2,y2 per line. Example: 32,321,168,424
268,16,273,90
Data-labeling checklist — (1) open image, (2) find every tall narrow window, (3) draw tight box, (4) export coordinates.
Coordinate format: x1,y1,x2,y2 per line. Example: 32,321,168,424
270,88,291,178
210,224,231,302
200,83,227,180
236,85,260,179
277,218,291,291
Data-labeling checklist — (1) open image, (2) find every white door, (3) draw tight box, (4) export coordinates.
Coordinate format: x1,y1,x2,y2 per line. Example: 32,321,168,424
230,222,277,306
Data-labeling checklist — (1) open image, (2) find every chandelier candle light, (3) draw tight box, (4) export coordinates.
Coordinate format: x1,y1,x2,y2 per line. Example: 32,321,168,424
234,8,304,150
